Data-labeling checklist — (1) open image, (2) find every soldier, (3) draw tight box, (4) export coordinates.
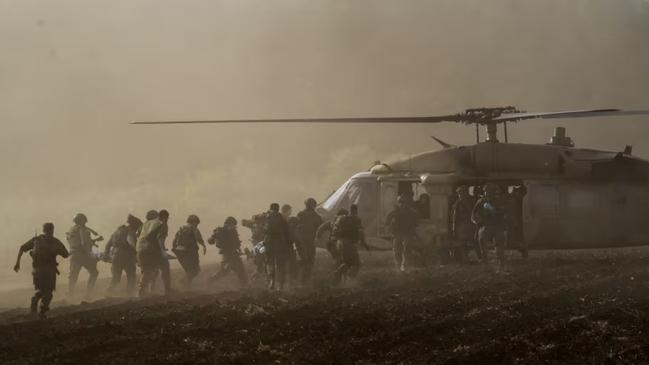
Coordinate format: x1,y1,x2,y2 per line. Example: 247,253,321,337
136,210,165,297
506,185,528,258
295,198,324,285
331,204,369,284
281,204,300,287
264,203,291,290
385,195,419,273
66,213,102,298
104,214,142,295
172,214,207,286
208,217,248,286
242,213,268,281
451,186,479,261
153,209,174,294
14,223,69,318
316,208,349,261
472,183,508,269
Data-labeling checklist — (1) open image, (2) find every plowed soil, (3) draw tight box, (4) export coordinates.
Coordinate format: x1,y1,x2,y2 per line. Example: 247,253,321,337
1,249,649,364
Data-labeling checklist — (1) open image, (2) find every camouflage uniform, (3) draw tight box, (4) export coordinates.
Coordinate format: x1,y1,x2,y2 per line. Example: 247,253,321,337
66,224,99,296
154,219,173,293
16,228,69,317
331,210,366,284
264,208,291,290
295,206,323,284
472,186,508,267
136,216,165,296
104,223,139,294
173,223,205,285
208,221,248,286
451,189,479,261
385,202,419,272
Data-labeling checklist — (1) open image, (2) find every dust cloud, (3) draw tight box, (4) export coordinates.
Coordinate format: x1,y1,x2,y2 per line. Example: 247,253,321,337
1,0,648,288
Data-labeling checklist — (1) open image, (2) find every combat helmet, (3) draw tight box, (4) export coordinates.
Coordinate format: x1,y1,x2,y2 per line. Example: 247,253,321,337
187,214,200,225
73,213,88,225
304,198,317,209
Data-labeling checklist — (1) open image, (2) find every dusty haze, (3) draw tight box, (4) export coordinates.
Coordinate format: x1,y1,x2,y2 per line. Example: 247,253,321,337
1,0,649,288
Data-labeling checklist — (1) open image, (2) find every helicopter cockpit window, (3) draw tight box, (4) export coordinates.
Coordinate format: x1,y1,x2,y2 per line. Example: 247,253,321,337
321,179,377,216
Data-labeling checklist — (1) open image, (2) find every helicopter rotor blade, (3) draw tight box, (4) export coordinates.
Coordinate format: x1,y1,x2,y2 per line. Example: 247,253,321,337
493,109,649,122
131,115,463,125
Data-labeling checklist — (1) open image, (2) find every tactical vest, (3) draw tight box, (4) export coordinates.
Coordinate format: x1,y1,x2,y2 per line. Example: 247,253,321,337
333,215,359,241
174,225,198,251
31,235,58,269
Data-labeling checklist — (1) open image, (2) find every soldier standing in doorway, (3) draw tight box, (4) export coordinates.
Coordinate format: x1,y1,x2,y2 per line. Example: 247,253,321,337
472,183,508,270
451,186,479,262
385,195,419,273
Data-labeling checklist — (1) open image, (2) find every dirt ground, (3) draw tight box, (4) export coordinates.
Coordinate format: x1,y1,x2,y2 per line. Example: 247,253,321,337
1,248,649,365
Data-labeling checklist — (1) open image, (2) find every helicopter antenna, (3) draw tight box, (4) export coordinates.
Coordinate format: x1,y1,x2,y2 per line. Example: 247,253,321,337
132,107,649,143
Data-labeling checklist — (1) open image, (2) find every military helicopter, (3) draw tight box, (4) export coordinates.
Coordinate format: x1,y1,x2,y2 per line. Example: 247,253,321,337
133,106,649,254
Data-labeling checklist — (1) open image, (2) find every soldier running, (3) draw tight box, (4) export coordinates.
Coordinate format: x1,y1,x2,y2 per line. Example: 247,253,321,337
295,198,324,285
281,204,300,287
208,216,248,286
172,214,207,287
136,210,166,297
331,204,369,284
104,214,142,295
264,203,292,290
66,213,102,298
14,223,69,318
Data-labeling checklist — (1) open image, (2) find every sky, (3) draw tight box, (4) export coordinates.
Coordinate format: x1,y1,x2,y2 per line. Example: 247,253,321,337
1,0,649,284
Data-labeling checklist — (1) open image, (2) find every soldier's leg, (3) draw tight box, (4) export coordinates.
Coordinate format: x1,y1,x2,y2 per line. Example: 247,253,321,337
276,253,287,290
124,260,136,295
159,257,172,293
495,229,507,268
39,272,56,317
108,260,122,291
332,240,346,285
80,256,99,295
302,241,316,284
347,243,361,279
232,256,249,286
31,274,42,315
393,237,405,272
68,255,82,295
478,227,489,263
266,247,277,289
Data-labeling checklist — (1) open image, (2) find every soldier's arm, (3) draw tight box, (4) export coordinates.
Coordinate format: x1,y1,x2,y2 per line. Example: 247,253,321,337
14,238,34,272
195,228,207,254
56,239,70,258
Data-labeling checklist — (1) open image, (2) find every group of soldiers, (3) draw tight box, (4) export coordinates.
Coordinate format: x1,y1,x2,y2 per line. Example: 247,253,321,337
13,198,364,318
451,182,527,268
12,183,526,318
